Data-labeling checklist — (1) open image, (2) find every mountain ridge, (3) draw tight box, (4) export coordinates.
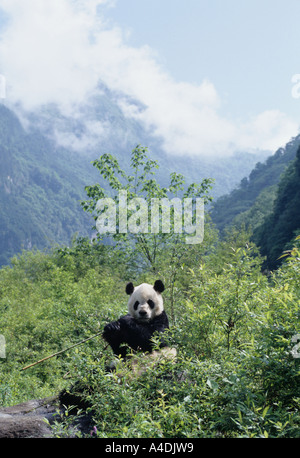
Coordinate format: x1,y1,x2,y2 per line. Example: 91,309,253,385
0,95,273,266
210,134,300,233
253,146,300,269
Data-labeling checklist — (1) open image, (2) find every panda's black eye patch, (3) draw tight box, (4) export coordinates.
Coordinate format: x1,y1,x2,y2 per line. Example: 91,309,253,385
147,299,155,309
134,301,139,310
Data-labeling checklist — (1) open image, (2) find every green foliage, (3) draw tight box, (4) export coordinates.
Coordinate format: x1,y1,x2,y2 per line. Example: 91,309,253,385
0,146,299,438
82,145,215,320
82,145,214,271
211,135,300,234
0,226,299,438
254,147,300,270
0,224,300,438
232,185,277,232
175,229,267,356
0,241,125,404
0,105,95,267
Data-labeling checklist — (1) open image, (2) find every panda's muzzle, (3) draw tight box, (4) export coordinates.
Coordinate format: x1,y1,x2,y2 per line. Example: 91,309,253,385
139,310,148,318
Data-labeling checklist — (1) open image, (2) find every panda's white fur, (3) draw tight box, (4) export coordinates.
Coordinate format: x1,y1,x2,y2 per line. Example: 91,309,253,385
127,282,164,322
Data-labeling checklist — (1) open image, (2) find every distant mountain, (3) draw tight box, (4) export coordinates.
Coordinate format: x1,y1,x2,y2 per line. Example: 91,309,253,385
18,83,269,197
0,104,96,265
0,86,270,266
210,135,300,234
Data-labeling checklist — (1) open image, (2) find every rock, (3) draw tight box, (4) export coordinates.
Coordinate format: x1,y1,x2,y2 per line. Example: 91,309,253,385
0,397,58,438
0,395,95,438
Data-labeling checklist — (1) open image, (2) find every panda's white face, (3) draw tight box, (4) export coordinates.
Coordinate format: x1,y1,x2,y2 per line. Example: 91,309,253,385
126,281,164,322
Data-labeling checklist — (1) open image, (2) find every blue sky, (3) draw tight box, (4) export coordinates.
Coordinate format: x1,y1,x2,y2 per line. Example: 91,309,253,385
107,0,300,119
0,0,299,157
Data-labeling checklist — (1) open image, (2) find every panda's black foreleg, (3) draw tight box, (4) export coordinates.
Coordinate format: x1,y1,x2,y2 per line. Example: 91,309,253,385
118,316,154,353
103,314,166,357
102,319,129,358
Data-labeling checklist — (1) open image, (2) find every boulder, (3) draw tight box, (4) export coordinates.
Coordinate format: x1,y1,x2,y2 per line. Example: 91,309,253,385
0,395,95,438
0,397,58,438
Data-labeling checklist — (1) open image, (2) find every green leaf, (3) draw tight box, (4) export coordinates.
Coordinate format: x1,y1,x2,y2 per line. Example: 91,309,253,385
262,406,269,418
206,378,219,391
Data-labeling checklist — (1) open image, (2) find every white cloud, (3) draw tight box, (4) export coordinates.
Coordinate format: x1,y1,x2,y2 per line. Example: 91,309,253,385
0,0,109,111
53,119,110,151
0,0,298,157
236,110,299,152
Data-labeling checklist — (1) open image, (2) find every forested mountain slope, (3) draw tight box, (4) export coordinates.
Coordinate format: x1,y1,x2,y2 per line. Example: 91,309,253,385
253,146,300,269
210,135,300,233
0,105,95,265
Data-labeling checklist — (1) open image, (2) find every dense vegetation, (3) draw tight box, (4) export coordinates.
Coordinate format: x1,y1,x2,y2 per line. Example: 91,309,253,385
254,147,300,270
211,135,300,234
0,148,299,438
0,105,94,266
211,136,300,271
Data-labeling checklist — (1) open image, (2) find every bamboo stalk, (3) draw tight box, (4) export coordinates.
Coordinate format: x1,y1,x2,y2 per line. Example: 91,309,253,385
21,332,106,371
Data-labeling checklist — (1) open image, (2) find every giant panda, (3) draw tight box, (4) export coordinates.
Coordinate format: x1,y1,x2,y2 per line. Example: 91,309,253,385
102,279,170,359
59,281,174,415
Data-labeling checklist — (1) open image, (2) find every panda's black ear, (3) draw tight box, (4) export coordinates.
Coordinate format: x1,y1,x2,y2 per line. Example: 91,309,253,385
154,280,164,293
126,282,134,295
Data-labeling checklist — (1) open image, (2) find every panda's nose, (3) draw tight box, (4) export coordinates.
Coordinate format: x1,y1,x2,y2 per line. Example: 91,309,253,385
139,310,147,317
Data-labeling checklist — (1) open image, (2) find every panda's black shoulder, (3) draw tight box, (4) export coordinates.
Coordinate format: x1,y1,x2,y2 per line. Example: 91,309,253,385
151,310,169,328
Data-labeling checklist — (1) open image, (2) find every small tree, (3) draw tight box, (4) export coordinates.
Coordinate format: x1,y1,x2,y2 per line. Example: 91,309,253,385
81,145,214,320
